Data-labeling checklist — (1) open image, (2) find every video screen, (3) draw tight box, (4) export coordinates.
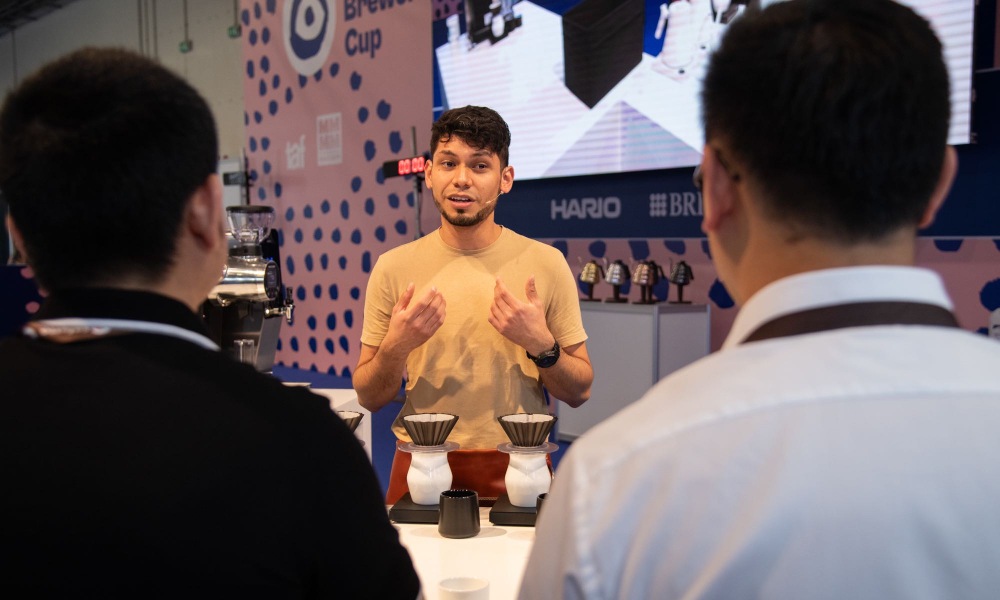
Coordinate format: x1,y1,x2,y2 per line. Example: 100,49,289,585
433,0,974,180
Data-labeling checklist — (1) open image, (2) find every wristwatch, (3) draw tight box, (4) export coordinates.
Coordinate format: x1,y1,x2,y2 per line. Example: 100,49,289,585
526,341,560,368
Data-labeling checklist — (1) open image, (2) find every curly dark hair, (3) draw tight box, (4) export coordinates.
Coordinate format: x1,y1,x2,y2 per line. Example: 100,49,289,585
430,105,511,167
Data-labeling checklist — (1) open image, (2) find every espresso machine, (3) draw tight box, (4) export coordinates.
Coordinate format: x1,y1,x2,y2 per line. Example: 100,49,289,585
203,205,293,372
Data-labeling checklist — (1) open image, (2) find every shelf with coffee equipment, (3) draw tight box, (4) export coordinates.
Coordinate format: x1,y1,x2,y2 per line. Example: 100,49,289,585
553,257,710,440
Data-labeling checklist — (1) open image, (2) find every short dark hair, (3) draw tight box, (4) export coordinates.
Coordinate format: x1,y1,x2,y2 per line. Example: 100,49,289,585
0,47,218,290
430,105,511,167
701,0,950,241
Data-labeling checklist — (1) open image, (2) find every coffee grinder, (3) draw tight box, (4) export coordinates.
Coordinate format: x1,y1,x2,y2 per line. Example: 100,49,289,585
203,205,293,372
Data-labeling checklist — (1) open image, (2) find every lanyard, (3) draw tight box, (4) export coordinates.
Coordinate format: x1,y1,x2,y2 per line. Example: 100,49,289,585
741,301,959,345
23,317,218,350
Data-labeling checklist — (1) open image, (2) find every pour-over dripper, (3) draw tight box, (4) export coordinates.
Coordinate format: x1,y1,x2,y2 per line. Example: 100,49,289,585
402,413,460,446
497,413,558,447
336,410,363,433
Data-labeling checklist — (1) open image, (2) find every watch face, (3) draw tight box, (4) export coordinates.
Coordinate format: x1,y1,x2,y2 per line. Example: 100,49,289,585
535,354,559,368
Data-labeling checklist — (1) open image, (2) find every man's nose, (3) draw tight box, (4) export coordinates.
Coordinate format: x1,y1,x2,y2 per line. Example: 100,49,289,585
453,164,472,186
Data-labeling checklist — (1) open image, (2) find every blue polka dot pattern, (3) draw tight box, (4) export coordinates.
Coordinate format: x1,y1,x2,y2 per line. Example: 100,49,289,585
933,239,963,252
980,278,1000,311
389,131,403,153
344,310,354,328
377,100,391,120
628,240,650,260
588,241,607,258
552,240,569,257
241,3,448,375
708,279,735,309
664,240,687,254
701,240,712,258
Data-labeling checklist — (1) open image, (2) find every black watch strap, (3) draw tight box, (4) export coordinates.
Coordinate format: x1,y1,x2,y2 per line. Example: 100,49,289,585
527,341,560,368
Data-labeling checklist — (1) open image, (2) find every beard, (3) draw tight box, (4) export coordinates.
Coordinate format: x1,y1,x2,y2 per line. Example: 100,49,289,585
435,195,498,227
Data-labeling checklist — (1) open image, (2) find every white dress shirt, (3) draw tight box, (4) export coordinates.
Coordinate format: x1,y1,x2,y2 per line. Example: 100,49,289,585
520,266,1000,600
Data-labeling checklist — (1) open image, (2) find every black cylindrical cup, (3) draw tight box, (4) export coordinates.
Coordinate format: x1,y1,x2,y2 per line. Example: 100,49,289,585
438,489,480,539
536,493,548,516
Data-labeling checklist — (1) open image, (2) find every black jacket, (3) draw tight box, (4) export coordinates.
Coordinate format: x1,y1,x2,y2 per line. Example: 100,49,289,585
0,288,419,599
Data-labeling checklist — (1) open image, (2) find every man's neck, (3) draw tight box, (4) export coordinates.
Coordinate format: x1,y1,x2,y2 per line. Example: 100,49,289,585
438,219,503,250
732,226,918,306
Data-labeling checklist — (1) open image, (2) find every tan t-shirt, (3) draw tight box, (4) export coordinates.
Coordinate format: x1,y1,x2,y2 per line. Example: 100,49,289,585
360,227,588,448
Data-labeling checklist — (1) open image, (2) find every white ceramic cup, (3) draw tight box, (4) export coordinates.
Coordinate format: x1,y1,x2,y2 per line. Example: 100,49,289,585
439,577,489,600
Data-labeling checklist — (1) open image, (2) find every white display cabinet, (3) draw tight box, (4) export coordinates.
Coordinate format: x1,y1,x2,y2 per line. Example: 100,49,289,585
555,302,711,441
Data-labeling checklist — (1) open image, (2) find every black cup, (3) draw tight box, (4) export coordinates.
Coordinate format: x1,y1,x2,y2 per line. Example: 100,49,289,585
438,489,480,539
536,493,548,516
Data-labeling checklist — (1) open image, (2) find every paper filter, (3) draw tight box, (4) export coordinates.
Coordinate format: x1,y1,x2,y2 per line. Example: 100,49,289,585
402,413,459,446
497,413,558,447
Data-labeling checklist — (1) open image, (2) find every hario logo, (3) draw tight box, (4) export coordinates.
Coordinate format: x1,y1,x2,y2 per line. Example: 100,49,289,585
551,197,622,220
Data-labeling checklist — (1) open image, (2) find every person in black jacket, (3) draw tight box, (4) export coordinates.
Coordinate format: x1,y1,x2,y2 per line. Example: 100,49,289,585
0,47,420,599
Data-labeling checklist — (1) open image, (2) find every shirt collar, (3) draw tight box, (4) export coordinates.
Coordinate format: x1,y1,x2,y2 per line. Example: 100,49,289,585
33,288,212,339
723,266,953,350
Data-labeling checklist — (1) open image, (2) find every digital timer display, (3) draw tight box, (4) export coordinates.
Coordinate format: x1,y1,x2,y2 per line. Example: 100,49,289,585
381,153,430,178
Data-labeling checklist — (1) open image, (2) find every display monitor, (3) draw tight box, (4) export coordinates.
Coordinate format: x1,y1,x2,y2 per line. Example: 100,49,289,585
432,0,975,180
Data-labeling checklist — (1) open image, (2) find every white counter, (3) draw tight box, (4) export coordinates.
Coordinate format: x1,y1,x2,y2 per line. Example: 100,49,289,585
395,508,535,600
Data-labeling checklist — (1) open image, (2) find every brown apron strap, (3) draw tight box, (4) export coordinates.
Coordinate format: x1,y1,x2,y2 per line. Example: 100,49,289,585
742,301,959,345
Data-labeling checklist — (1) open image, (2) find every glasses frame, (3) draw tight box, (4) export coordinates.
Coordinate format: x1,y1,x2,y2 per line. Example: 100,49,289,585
692,149,740,191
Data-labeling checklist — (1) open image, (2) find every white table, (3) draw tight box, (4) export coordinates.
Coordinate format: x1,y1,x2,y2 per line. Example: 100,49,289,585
395,508,535,600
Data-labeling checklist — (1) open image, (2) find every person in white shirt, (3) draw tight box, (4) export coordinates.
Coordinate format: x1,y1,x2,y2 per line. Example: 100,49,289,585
519,1,1000,598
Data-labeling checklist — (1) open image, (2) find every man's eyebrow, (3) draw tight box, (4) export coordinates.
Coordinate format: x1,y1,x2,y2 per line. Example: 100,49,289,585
435,148,496,159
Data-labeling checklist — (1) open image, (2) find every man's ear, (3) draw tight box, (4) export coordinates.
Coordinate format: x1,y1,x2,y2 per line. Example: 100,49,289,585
700,146,738,235
424,157,435,191
918,146,957,229
500,164,514,195
185,174,225,250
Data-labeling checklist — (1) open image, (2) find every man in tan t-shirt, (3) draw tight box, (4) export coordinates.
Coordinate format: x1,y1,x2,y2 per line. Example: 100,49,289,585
354,106,594,503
